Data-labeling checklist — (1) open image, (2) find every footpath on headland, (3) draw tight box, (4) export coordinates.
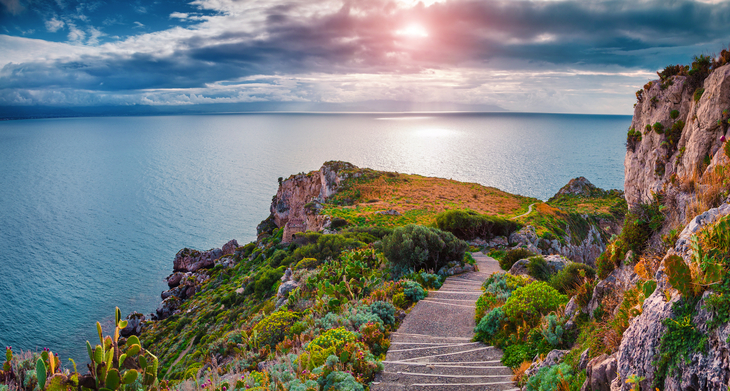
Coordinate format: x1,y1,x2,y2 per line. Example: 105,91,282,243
371,253,518,391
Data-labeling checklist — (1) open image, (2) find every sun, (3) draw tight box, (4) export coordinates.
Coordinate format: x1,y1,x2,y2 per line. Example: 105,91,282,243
396,24,429,38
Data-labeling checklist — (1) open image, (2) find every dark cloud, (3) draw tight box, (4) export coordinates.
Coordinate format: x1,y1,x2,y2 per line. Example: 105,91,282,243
1,0,730,108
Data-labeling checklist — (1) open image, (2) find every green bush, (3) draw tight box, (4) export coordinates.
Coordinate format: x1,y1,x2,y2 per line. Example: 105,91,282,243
380,224,467,272
525,363,575,391
435,210,519,240
670,109,680,119
500,248,535,271
405,271,443,289
549,263,596,293
392,293,409,309
474,307,506,342
254,266,286,295
502,343,535,368
402,280,427,302
320,370,364,391
503,282,567,326
253,310,301,347
653,122,665,134
694,87,705,102
368,301,396,326
527,256,551,281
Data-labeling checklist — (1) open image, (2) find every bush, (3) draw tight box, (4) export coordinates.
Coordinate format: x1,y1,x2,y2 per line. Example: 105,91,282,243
380,224,467,272
500,248,535,271
368,301,396,326
694,87,705,102
435,210,519,240
402,280,427,302
502,343,535,368
527,256,551,281
670,109,680,120
525,363,575,391
474,307,506,342
405,271,443,289
253,310,301,347
653,122,665,134
255,266,286,295
320,370,364,391
392,293,409,309
549,263,596,293
503,282,567,326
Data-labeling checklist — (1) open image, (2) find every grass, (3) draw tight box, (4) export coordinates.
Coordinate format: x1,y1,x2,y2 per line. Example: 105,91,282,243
322,172,537,228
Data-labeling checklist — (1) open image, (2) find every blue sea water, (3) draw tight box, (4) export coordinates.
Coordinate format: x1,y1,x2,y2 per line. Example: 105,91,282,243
0,112,630,362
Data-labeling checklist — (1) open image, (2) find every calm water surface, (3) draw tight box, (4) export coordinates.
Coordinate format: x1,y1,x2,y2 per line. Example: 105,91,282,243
0,112,629,362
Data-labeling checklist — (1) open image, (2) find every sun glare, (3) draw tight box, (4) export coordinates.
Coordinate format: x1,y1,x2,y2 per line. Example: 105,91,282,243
397,24,429,38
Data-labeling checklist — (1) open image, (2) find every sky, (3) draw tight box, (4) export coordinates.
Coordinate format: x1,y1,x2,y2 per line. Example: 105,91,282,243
1,0,730,115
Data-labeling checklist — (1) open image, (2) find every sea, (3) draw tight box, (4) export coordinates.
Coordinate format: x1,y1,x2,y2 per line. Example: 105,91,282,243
0,112,630,363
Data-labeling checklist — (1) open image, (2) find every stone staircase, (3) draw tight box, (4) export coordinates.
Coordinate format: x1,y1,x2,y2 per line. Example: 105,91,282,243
370,254,517,391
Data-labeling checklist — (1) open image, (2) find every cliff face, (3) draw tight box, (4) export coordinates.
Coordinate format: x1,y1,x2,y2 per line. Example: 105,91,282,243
268,161,356,238
625,63,730,224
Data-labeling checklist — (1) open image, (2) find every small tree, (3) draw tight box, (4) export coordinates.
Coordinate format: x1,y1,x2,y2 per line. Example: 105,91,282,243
380,224,467,273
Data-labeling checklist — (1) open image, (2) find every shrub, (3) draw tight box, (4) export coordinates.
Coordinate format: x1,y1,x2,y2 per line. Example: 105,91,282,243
527,256,552,281
320,370,364,391
653,122,665,134
500,248,535,271
482,272,530,300
402,280,427,302
405,272,443,289
380,224,467,272
254,266,286,295
670,109,680,120
549,262,596,293
503,282,567,326
253,310,301,347
525,363,575,391
359,322,390,357
368,301,396,326
626,128,642,151
502,344,535,368
474,307,506,342
392,293,409,309
725,140,730,160
435,210,519,240
694,87,705,102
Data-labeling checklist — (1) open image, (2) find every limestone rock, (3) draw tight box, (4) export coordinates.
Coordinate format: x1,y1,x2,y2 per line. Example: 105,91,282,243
121,312,146,338
156,296,181,320
167,272,185,288
509,226,539,251
588,263,640,318
586,353,618,391
221,239,239,255
549,177,604,199
268,161,356,235
674,202,730,260
508,255,570,277
376,209,401,216
579,349,591,370
624,63,730,225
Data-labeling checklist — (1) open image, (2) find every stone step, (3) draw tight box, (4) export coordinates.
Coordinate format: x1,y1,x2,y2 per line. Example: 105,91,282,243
385,342,485,358
387,345,502,362
390,333,473,344
379,371,513,385
370,380,519,391
382,361,512,376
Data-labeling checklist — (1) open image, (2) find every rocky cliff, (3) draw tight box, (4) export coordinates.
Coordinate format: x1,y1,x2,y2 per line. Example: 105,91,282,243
625,62,730,227
577,55,730,391
263,161,357,240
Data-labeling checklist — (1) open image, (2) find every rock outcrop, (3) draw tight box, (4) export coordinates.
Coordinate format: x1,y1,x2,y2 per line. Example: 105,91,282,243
154,239,240,320
625,63,730,225
267,161,357,242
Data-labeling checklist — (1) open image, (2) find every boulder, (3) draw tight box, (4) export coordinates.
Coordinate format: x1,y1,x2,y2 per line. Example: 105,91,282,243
509,225,539,252
120,312,146,338
167,272,185,288
585,353,618,391
588,262,640,318
221,239,239,255
156,296,181,320
173,246,226,273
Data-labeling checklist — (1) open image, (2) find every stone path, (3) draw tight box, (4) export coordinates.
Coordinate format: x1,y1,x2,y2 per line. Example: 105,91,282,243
371,254,517,391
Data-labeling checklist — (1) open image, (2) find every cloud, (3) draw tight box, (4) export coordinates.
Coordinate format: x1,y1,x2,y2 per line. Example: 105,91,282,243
2,0,730,114
45,17,65,32
0,0,23,15
133,21,144,28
